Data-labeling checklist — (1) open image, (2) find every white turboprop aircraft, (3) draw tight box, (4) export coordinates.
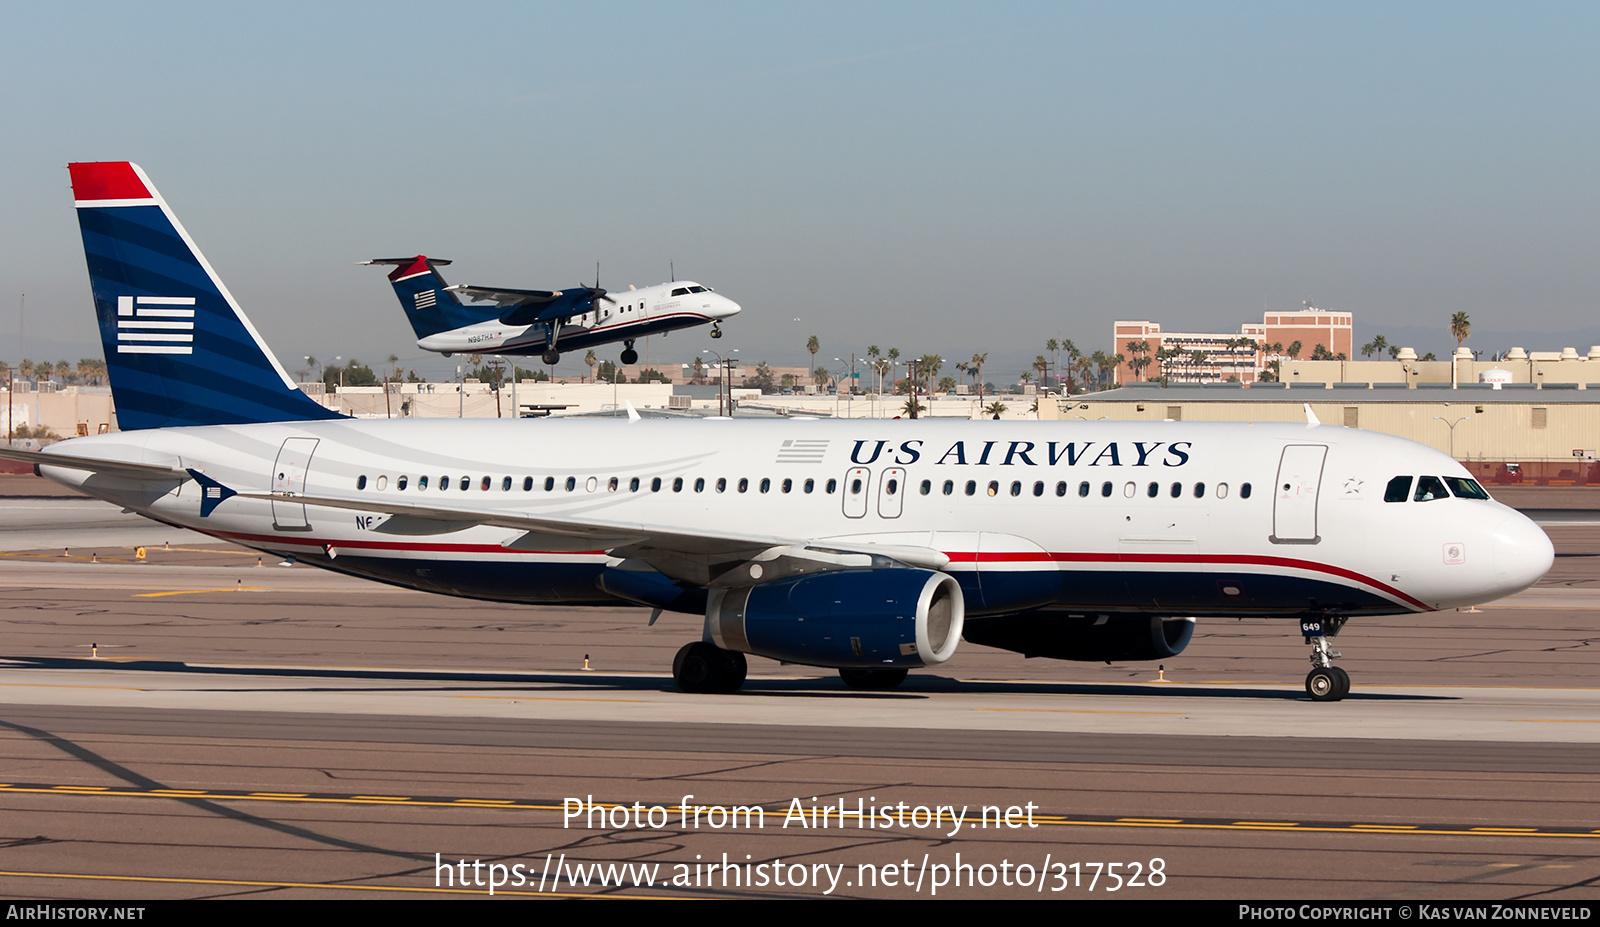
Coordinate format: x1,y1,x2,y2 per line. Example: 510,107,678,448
5,162,1555,700
362,255,740,366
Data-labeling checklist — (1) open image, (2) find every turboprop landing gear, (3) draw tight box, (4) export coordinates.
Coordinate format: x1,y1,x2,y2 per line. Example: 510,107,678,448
542,318,564,366
542,348,561,365
710,323,723,340
839,667,909,690
1301,615,1349,702
672,641,747,693
620,341,638,366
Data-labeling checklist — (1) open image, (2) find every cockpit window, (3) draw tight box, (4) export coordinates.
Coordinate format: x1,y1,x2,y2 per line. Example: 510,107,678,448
1445,477,1491,500
1413,476,1448,502
1384,476,1413,503
671,287,690,297
689,285,707,293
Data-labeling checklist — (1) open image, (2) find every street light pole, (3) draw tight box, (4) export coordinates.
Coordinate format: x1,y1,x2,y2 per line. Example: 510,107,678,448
1434,414,1471,459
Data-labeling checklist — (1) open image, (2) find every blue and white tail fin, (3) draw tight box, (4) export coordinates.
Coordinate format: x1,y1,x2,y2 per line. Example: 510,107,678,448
363,256,499,339
70,162,344,430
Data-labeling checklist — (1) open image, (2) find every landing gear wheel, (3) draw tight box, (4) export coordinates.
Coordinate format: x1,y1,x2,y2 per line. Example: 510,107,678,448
620,348,638,366
542,349,561,365
1305,667,1346,702
710,324,723,340
672,641,746,694
839,667,909,690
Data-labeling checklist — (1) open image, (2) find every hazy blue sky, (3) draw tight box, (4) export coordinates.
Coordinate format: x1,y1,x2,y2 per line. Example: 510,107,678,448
3,2,1597,382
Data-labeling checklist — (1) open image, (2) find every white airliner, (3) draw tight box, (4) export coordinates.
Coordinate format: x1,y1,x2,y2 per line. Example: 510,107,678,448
5,163,1555,701
363,255,740,366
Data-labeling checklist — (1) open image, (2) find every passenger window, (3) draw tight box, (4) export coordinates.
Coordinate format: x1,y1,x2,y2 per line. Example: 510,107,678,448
673,477,684,492
1123,482,1136,498
608,477,619,492
920,480,931,495
440,475,450,491
398,476,408,491
965,480,977,496
1033,481,1045,497
852,478,864,494
630,477,640,492
1414,476,1448,502
943,480,954,495
1384,476,1413,503
1170,482,1181,498
1101,481,1113,497
1011,481,1023,497
804,479,814,494
523,476,533,491
1216,482,1229,499
826,479,838,494
480,476,491,491
1240,482,1252,499
461,476,471,491
886,478,898,495
501,476,512,491
987,481,999,497
760,478,771,493
652,477,662,492
1445,477,1489,500
1147,482,1159,498
357,475,367,490
1055,481,1066,497
376,475,388,491
544,476,555,491
1079,481,1090,498
419,476,429,490
1193,482,1205,498
715,478,726,493
782,478,792,493
695,478,706,492
565,477,576,492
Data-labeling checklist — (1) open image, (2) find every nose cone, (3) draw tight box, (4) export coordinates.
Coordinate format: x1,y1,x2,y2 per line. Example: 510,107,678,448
713,296,741,319
1491,510,1555,595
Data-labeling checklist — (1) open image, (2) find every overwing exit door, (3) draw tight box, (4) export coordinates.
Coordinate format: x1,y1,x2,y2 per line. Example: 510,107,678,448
270,437,319,530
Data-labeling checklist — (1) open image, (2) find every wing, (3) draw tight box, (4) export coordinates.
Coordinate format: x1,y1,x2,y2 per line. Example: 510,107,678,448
226,487,947,587
447,285,609,327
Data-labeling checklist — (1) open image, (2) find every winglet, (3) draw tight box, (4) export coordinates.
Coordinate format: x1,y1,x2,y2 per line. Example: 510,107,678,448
625,400,641,422
186,469,238,517
1303,403,1321,426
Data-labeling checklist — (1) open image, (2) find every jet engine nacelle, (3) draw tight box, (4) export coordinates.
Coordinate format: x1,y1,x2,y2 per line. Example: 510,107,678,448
706,569,964,669
962,613,1196,662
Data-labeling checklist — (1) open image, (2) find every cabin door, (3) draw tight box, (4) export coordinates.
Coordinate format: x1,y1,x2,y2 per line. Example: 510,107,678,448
270,436,320,530
1271,444,1326,543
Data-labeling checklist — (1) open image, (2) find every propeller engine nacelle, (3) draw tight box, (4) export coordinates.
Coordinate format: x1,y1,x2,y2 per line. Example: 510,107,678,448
706,569,964,669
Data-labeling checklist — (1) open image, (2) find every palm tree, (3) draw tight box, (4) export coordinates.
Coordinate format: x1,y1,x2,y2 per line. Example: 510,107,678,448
886,347,900,392
970,353,987,402
1045,338,1059,390
1125,340,1152,382
584,349,597,382
1032,354,1049,390
806,335,820,380
865,345,881,392
985,401,1007,419
918,354,943,398
1451,312,1471,349
1287,340,1302,360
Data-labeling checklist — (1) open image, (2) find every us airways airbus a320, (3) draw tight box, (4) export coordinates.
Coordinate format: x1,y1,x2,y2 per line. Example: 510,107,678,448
4,162,1554,701
364,255,740,366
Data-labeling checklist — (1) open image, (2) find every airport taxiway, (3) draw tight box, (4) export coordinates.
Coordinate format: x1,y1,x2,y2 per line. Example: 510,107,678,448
0,490,1597,899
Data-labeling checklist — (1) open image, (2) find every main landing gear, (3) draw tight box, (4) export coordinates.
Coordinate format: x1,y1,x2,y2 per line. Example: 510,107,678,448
620,340,638,366
1301,615,1350,702
542,319,564,365
672,641,747,693
710,323,723,340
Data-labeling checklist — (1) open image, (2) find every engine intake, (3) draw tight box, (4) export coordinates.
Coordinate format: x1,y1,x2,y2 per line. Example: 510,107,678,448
707,569,964,668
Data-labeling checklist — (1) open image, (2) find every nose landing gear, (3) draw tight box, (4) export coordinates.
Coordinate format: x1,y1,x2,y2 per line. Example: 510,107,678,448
1302,615,1349,701
710,323,723,339
620,341,638,366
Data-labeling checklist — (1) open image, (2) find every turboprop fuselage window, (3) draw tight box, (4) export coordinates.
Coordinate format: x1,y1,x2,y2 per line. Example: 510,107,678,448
782,478,792,493
673,477,684,492
419,476,429,490
545,476,556,491
357,475,367,490
398,476,408,491
480,476,491,491
609,477,619,492
804,479,814,493
631,477,641,492
651,477,662,492
695,478,706,492
1241,482,1253,499
1445,477,1490,500
440,475,450,491
502,476,512,491
460,476,471,491
1385,476,1413,502
565,477,576,492
738,478,749,493
376,476,387,490
1414,476,1448,502
715,478,726,493
523,477,533,491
